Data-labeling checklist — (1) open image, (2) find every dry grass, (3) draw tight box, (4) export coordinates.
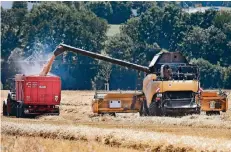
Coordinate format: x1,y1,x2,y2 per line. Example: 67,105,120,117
1,135,139,152
2,121,231,152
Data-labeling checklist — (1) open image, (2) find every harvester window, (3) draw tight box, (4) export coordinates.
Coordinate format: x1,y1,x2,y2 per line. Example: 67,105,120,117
169,65,198,81
160,65,172,80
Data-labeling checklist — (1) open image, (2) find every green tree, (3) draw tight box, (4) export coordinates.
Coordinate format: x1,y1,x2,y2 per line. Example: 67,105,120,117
85,2,112,21
109,2,132,24
186,10,216,29
73,1,83,10
161,4,188,50
121,17,140,43
1,4,28,60
24,2,108,89
2,2,108,90
84,1,132,24
1,3,27,87
105,33,134,62
131,1,157,15
122,4,186,51
191,58,224,89
12,1,28,9
23,2,108,51
224,67,231,88
180,25,228,65
62,1,73,7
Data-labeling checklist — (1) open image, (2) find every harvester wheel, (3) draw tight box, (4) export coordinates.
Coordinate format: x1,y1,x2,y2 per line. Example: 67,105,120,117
142,100,149,116
149,102,162,116
3,101,7,116
139,102,144,116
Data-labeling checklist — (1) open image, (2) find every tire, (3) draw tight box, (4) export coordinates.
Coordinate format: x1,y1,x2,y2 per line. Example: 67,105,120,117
149,101,162,116
3,101,7,116
6,94,12,116
206,111,220,115
196,107,201,115
16,102,24,118
142,100,149,116
109,113,116,117
57,107,60,116
16,104,20,118
139,102,144,116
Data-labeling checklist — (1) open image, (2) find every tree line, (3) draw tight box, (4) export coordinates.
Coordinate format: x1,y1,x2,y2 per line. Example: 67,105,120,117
1,1,231,89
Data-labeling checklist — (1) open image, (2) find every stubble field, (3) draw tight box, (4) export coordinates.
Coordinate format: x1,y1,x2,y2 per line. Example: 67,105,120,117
1,90,231,152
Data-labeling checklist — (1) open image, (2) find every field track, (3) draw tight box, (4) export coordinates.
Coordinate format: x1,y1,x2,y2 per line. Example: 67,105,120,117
1,90,231,152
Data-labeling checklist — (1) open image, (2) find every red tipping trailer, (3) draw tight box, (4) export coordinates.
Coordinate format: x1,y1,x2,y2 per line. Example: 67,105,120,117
3,74,61,118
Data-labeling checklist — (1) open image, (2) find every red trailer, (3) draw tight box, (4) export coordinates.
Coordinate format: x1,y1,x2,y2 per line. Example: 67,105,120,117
3,74,61,118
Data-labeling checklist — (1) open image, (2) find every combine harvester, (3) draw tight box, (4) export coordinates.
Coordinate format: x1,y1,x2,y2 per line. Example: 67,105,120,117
52,44,229,116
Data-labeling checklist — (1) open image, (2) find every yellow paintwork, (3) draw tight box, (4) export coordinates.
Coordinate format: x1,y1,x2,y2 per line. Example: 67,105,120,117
92,74,228,114
199,92,228,112
161,80,198,92
143,74,199,105
92,92,144,114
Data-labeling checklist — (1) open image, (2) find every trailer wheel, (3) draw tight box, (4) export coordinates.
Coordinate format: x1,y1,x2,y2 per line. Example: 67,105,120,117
3,101,7,116
149,101,162,116
6,94,13,116
57,107,60,115
16,102,24,118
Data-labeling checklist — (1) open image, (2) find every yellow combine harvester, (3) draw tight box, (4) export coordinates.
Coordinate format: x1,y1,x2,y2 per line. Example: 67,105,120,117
53,44,229,116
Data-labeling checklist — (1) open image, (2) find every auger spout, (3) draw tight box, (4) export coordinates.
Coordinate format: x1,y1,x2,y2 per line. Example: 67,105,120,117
53,43,150,73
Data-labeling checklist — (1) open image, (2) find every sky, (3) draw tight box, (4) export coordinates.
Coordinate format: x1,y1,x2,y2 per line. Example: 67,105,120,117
1,1,34,10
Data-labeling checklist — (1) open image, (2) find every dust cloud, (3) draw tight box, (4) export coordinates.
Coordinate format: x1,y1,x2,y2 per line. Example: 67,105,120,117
7,46,56,76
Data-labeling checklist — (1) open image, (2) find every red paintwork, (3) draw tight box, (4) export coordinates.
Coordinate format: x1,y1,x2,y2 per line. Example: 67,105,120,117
15,74,61,105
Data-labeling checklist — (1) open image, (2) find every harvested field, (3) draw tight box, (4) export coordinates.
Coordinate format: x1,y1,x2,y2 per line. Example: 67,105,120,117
2,121,231,152
1,90,231,151
1,135,138,152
